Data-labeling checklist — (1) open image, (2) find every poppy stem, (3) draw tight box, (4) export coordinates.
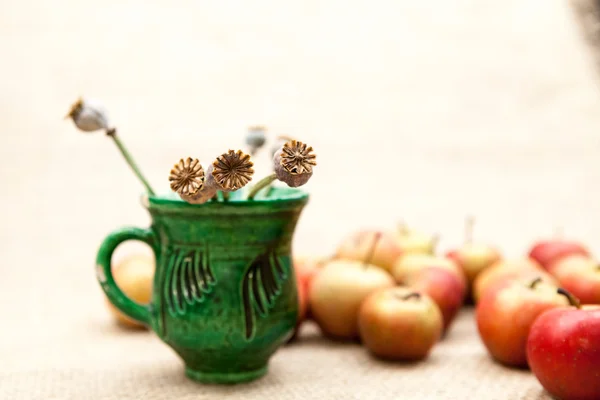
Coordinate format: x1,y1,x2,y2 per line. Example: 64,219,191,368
107,129,156,195
247,173,277,200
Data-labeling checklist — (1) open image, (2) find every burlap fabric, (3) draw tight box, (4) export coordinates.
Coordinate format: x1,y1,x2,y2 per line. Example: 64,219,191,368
1,0,599,398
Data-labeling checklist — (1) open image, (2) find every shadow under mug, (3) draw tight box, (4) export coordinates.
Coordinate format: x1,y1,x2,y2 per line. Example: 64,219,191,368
95,187,309,384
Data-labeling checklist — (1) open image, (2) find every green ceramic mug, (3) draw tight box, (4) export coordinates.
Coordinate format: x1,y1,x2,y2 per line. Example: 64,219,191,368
96,187,308,384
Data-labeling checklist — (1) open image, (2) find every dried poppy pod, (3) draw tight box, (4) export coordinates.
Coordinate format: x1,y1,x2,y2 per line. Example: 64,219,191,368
273,140,316,187
65,97,113,133
169,157,216,204
205,149,254,192
245,126,267,156
270,135,296,159
187,186,217,204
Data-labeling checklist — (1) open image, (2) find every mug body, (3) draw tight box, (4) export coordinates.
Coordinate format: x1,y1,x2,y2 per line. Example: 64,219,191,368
146,187,308,383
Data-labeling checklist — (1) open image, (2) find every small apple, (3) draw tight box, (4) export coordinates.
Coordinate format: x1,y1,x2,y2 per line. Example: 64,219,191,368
485,257,541,271
472,258,556,303
295,265,309,323
403,267,465,332
287,261,313,343
394,222,438,255
335,229,403,273
446,216,501,296
476,277,568,368
548,254,596,280
293,255,330,319
528,237,589,271
310,234,396,339
555,257,600,305
527,289,600,400
391,253,464,286
106,253,155,329
294,255,326,293
358,287,443,361
474,270,558,306
287,274,309,343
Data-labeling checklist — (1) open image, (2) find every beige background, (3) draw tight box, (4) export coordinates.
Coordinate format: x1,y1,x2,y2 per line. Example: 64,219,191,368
1,0,599,398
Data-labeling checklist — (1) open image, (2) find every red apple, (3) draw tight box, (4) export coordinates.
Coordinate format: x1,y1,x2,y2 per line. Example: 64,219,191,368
392,253,465,287
472,258,556,303
358,287,443,360
294,276,308,338
446,217,501,295
403,267,465,332
294,255,329,295
527,289,600,400
335,229,403,273
309,259,395,340
287,264,312,343
297,272,308,322
476,277,568,368
293,255,330,320
528,238,589,271
556,258,600,305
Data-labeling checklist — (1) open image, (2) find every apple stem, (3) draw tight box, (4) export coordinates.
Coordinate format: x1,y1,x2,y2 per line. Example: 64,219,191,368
465,215,475,244
431,233,440,248
317,254,336,267
553,226,564,239
529,277,543,289
397,292,421,301
557,288,581,309
364,232,382,268
397,220,407,234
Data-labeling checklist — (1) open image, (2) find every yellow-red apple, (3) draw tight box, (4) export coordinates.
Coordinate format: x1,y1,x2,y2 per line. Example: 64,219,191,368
391,253,464,286
528,238,589,271
472,258,556,303
293,255,330,318
394,223,438,255
309,259,395,340
548,254,595,280
446,217,501,296
105,254,155,329
476,277,568,368
358,287,443,361
403,267,466,332
335,229,403,273
555,258,600,305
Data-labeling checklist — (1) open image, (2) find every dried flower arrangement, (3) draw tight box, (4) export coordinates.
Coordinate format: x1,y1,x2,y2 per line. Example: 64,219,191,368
69,97,316,385
65,97,317,202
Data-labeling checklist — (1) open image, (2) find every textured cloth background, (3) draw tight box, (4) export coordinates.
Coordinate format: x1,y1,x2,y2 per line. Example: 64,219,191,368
1,0,600,399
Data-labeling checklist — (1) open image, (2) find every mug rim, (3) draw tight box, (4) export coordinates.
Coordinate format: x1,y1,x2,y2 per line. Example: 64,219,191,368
142,186,309,210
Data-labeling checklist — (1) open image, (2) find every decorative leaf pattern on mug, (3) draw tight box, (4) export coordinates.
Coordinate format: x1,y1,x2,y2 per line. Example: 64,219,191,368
241,250,288,340
164,246,217,316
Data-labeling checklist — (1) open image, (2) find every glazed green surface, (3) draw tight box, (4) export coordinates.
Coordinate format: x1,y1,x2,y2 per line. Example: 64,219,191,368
96,187,308,384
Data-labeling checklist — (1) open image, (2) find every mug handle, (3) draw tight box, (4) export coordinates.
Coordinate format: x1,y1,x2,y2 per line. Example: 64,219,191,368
95,226,156,326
